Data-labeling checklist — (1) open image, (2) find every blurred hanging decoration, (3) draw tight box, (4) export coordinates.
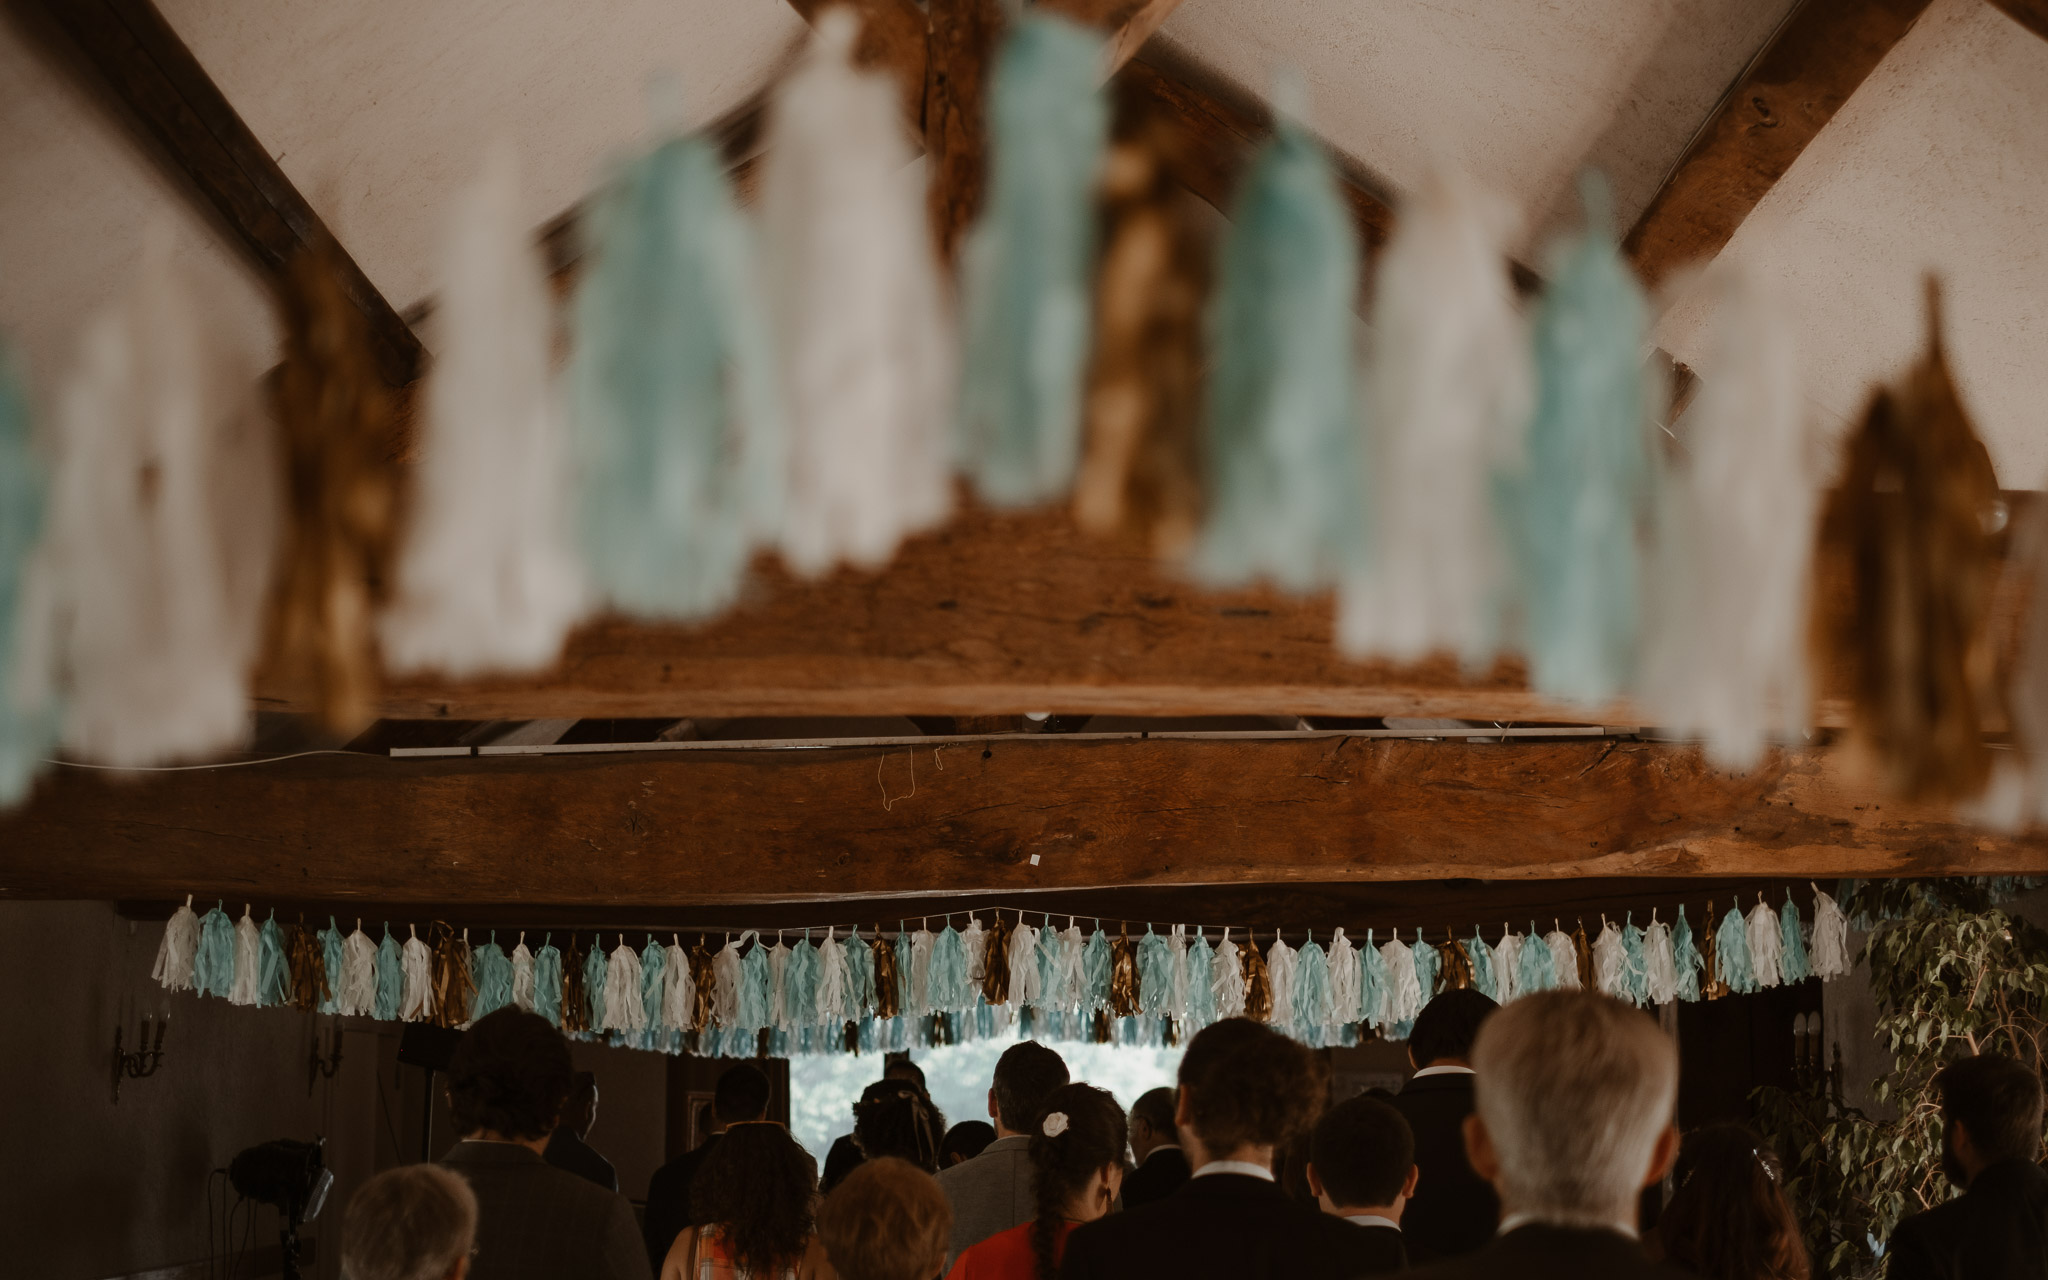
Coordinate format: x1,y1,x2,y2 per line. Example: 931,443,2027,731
956,13,1109,506
267,238,401,735
763,9,954,577
1338,167,1530,668
1641,259,1814,769
384,141,584,673
1990,493,2048,827
1192,74,1363,592
1071,84,1207,558
1822,278,2002,804
0,338,51,805
1513,172,1653,705
569,91,782,622
31,230,280,763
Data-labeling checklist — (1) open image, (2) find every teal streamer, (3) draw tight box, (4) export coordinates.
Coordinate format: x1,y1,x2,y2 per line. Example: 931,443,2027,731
1137,926,1173,1018
844,933,875,1017
0,341,51,806
194,903,236,999
257,913,290,1008
1081,924,1112,1011
1292,934,1331,1046
570,125,781,620
1513,171,1651,704
1671,908,1703,1003
1411,932,1441,1000
928,924,970,1014
1194,90,1364,592
640,935,668,1036
472,933,513,1020
892,929,915,1014
583,941,608,1029
1185,932,1217,1030
1515,922,1555,995
1717,899,1756,994
1036,922,1064,1009
318,917,345,1015
785,931,819,1028
956,13,1109,506
1467,928,1499,1002
1621,914,1648,1007
1779,892,1812,984
533,936,563,1026
1360,930,1389,1029
738,936,771,1031
375,926,403,1021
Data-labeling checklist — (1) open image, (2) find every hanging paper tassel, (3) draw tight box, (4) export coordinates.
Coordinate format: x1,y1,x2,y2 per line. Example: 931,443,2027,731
1514,171,1652,705
570,105,781,621
1050,922,1084,1014
1327,928,1361,1027
1212,928,1247,1020
375,926,403,1021
969,915,999,1006
1359,930,1390,1030
1746,896,1784,989
510,935,536,1013
957,13,1108,506
340,921,379,1017
35,231,279,764
1513,922,1553,997
1437,932,1474,993
1672,907,1703,1003
1410,931,1441,1003
871,930,901,1020
1292,932,1332,1044
289,922,325,1012
1184,929,1218,1030
258,913,290,1008
1591,917,1628,1001
662,936,694,1033
1340,166,1530,667
1165,924,1190,1025
638,936,669,1046
1779,892,1812,985
764,9,953,577
1717,899,1756,994
928,922,971,1015
1643,911,1677,1007
1194,76,1362,592
1264,933,1298,1032
602,936,645,1033
689,939,717,1035
1573,921,1595,990
384,140,582,674
400,926,435,1023
192,902,235,1000
436,928,475,1028
908,923,937,1018
1493,925,1522,1003
0,337,52,805
1241,934,1274,1023
554,936,583,1032
731,934,768,1032
784,932,819,1033
319,918,348,1016
1810,884,1852,980
1621,914,1649,1007
1108,926,1141,1018
1080,924,1111,1014
1465,927,1499,1001
1006,916,1039,1010
1136,926,1172,1019
1380,930,1423,1027
1641,258,1813,768
1544,925,1581,992
467,932,511,1021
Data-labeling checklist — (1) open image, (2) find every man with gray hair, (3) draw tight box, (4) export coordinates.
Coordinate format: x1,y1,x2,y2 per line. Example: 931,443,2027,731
342,1164,478,1280
1408,991,1694,1279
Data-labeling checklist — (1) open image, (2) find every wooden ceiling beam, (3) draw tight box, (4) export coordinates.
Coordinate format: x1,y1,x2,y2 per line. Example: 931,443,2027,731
10,0,424,385
1990,0,2048,40
1624,0,1935,287
4,737,2043,905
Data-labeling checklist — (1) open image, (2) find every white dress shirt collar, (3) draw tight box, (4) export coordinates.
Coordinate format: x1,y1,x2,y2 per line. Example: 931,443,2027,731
1191,1159,1275,1181
1142,1142,1182,1163
1497,1210,1638,1240
1409,1064,1476,1079
1344,1213,1401,1231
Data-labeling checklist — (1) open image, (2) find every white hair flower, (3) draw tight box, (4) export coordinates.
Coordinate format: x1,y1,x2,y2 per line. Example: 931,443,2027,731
1041,1111,1069,1137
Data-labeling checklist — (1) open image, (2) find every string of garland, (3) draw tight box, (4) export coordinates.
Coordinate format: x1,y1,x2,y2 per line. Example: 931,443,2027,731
146,877,2039,1057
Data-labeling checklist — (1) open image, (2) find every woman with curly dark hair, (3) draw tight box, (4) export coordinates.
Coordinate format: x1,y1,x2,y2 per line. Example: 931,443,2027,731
944,1083,1126,1280
1656,1124,1811,1280
659,1122,830,1280
852,1078,948,1174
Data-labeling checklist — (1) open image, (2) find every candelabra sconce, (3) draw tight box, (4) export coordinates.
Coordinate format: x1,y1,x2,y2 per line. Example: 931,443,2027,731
307,1024,343,1096
112,1014,169,1103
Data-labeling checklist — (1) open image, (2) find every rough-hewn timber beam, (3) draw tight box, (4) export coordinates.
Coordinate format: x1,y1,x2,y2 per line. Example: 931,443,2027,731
1624,0,1934,287
10,0,424,385
4,738,2043,905
1990,0,2048,40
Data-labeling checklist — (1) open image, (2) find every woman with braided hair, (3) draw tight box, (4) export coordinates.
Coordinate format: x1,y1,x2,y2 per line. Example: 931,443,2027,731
853,1077,949,1174
944,1083,1126,1280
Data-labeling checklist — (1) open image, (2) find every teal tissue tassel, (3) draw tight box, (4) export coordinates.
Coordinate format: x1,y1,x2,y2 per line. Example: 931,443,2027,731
738,937,771,1031
1672,908,1703,1003
472,933,513,1020
1292,934,1331,1047
1036,922,1064,1009
257,914,290,1008
1185,933,1217,1030
1137,926,1174,1018
1717,898,1756,994
1082,924,1111,1011
1194,81,1364,592
1412,931,1442,999
1513,171,1652,703
956,13,1108,506
1361,931,1389,1029
570,125,781,620
785,932,819,1029
844,932,875,1017
1515,921,1555,995
0,341,51,806
892,929,915,1015
1779,892,1812,984
639,935,668,1034
318,917,346,1015
583,941,608,1029
375,926,403,1021
1467,928,1499,1002
533,937,564,1026
1621,914,1648,1007
928,924,969,1014
194,903,235,999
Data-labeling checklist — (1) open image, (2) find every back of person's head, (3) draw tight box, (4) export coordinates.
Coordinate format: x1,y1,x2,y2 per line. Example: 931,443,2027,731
1130,1086,1177,1142
1177,1017,1327,1156
992,1040,1070,1131
1659,1124,1810,1280
884,1059,926,1090
341,1163,478,1280
1310,1094,1415,1209
1409,988,1499,1066
714,1062,773,1124
940,1120,997,1166
1028,1084,1128,1280
1471,991,1677,1224
817,1156,951,1280
1937,1053,2045,1165
854,1079,946,1172
566,1070,598,1129
446,1008,573,1141
691,1122,817,1275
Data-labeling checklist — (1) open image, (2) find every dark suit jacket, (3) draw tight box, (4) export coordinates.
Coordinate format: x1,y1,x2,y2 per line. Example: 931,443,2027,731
1059,1172,1395,1280
1888,1159,2048,1280
546,1128,620,1192
443,1140,651,1280
1341,1221,1408,1275
1120,1145,1192,1211
1390,1071,1499,1260
643,1134,722,1269
1407,1222,1696,1280
822,1132,863,1194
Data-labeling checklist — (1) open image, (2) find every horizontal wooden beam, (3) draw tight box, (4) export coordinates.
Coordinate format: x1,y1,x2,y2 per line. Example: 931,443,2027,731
6,737,2043,905
1990,0,2048,40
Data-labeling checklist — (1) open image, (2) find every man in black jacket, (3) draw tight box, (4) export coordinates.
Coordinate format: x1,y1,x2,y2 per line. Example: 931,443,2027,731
545,1072,618,1191
1888,1053,2048,1280
641,1062,771,1269
1120,1087,1191,1210
1305,1093,1415,1274
1390,988,1500,1261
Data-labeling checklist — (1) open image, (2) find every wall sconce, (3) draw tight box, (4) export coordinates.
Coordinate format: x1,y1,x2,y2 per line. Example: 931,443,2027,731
112,1012,168,1103
307,1023,343,1096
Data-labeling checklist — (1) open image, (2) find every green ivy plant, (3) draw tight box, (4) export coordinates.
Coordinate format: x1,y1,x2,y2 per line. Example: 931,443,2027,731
1752,879,2048,1278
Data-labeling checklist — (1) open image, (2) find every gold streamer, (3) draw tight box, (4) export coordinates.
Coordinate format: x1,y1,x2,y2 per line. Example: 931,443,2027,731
689,938,717,1035
1438,928,1474,991
1702,901,1728,1001
1572,920,1593,992
432,925,474,1029
288,920,325,1012
1242,931,1273,1023
980,913,1011,1007
560,935,589,1034
1109,924,1141,1018
872,928,902,1020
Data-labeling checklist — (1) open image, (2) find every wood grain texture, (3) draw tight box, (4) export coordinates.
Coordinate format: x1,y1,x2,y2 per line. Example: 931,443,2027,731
923,0,1004,261
6,738,2044,905
1990,0,2048,40
14,0,423,384
1624,0,1935,286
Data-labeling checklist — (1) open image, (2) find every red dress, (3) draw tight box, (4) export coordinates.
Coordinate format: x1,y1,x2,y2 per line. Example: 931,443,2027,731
945,1220,1076,1280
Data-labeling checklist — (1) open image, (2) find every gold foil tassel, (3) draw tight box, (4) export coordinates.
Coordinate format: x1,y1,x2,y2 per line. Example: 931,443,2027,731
872,928,902,1020
1110,924,1141,1018
1242,931,1274,1023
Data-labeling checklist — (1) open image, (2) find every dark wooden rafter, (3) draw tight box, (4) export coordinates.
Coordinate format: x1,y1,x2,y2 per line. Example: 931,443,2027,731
1624,0,1935,287
10,0,424,385
5,737,2045,905
1989,0,2048,40
922,0,1005,260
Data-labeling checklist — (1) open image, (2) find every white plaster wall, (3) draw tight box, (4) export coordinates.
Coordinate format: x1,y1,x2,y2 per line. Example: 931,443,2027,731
1656,0,2048,485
